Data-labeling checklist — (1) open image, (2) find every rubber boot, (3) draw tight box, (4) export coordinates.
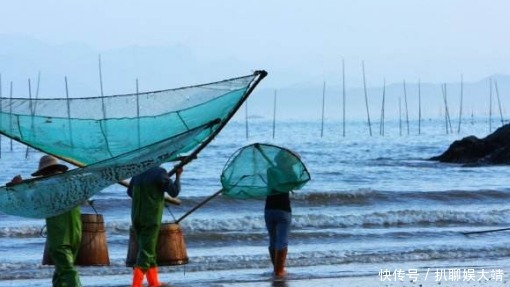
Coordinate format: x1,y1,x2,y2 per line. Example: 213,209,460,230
269,248,275,267
131,267,145,287
146,266,163,287
274,248,288,277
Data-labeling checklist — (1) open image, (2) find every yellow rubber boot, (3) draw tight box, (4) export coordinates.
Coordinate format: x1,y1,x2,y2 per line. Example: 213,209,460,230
147,266,163,287
131,267,145,287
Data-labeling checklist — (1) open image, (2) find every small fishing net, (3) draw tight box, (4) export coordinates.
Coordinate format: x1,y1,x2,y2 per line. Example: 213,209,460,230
221,143,310,199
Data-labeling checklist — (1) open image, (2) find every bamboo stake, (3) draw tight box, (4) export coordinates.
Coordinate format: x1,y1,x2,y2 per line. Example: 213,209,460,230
245,100,249,139
9,81,13,151
65,77,73,147
399,97,402,136
136,79,141,148
272,89,276,139
495,80,504,126
25,72,42,158
361,61,372,136
379,79,386,136
26,78,33,159
489,78,493,132
98,55,113,157
342,59,346,137
418,79,421,135
403,80,409,135
320,81,326,137
457,74,464,134
441,84,448,134
442,83,453,134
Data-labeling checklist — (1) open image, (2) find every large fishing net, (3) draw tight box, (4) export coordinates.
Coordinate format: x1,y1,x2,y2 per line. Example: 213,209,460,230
221,143,310,199
0,122,214,218
0,71,267,218
0,72,264,165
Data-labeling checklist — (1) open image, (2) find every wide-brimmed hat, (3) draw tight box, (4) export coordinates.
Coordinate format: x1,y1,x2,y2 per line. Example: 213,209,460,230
31,155,68,176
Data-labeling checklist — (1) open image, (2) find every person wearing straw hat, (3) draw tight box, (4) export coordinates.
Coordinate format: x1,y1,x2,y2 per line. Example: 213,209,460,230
127,166,183,287
10,155,82,287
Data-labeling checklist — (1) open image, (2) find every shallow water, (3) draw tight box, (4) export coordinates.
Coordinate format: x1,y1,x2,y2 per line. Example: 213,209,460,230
1,118,510,286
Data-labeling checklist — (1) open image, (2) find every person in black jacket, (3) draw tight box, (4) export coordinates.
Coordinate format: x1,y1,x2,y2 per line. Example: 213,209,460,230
265,151,299,277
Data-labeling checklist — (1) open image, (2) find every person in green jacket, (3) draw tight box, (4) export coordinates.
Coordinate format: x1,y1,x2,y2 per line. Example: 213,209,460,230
11,155,82,287
127,166,182,287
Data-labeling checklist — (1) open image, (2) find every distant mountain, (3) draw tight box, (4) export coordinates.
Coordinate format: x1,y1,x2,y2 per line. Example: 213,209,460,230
1,35,509,121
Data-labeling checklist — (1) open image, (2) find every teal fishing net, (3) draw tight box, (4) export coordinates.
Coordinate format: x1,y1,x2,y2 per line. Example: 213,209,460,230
0,72,264,165
221,143,310,199
0,122,215,218
0,71,267,218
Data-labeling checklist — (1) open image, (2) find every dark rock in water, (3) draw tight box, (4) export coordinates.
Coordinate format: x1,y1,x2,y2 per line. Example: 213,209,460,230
430,124,510,165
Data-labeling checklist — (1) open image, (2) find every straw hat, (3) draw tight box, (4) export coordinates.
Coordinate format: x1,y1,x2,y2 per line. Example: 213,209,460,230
32,155,68,176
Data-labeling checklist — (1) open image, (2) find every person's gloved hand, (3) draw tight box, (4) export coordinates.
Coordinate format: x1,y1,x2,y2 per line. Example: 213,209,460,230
6,175,23,187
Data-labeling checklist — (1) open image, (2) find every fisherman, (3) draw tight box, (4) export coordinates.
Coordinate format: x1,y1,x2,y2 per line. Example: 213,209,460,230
127,166,182,287
10,155,82,287
265,150,300,277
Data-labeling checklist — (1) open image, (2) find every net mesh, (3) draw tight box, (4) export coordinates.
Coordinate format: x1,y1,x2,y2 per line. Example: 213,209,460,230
0,74,257,165
0,71,267,218
0,122,215,218
221,143,310,199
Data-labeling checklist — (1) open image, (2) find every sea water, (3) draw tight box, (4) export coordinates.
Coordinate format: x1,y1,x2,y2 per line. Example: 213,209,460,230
1,118,510,286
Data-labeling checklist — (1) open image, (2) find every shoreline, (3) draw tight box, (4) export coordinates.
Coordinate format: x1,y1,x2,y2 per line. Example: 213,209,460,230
1,264,508,287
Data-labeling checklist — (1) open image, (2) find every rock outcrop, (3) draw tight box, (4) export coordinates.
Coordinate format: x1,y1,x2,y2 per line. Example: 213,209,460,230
430,124,510,165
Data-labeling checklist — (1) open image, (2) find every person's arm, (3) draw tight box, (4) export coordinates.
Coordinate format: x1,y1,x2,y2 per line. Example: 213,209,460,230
127,177,135,198
166,168,182,198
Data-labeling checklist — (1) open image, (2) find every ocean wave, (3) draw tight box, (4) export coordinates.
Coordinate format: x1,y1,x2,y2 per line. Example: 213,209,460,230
292,189,510,205
2,245,510,280
3,207,510,238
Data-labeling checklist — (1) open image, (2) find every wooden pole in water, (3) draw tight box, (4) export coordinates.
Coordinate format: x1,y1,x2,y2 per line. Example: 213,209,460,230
25,78,33,159
98,55,105,98
399,97,402,136
495,80,504,126
403,80,410,135
342,59,346,137
418,79,422,135
362,61,372,136
98,55,108,127
272,89,276,139
65,77,74,147
9,81,13,151
457,74,464,134
136,79,141,148
245,100,249,139
442,83,453,134
489,78,493,132
379,79,386,136
98,55,113,156
441,84,448,134
321,81,326,137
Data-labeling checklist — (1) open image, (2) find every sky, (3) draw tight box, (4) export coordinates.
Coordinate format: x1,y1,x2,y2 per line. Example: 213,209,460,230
1,0,510,120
